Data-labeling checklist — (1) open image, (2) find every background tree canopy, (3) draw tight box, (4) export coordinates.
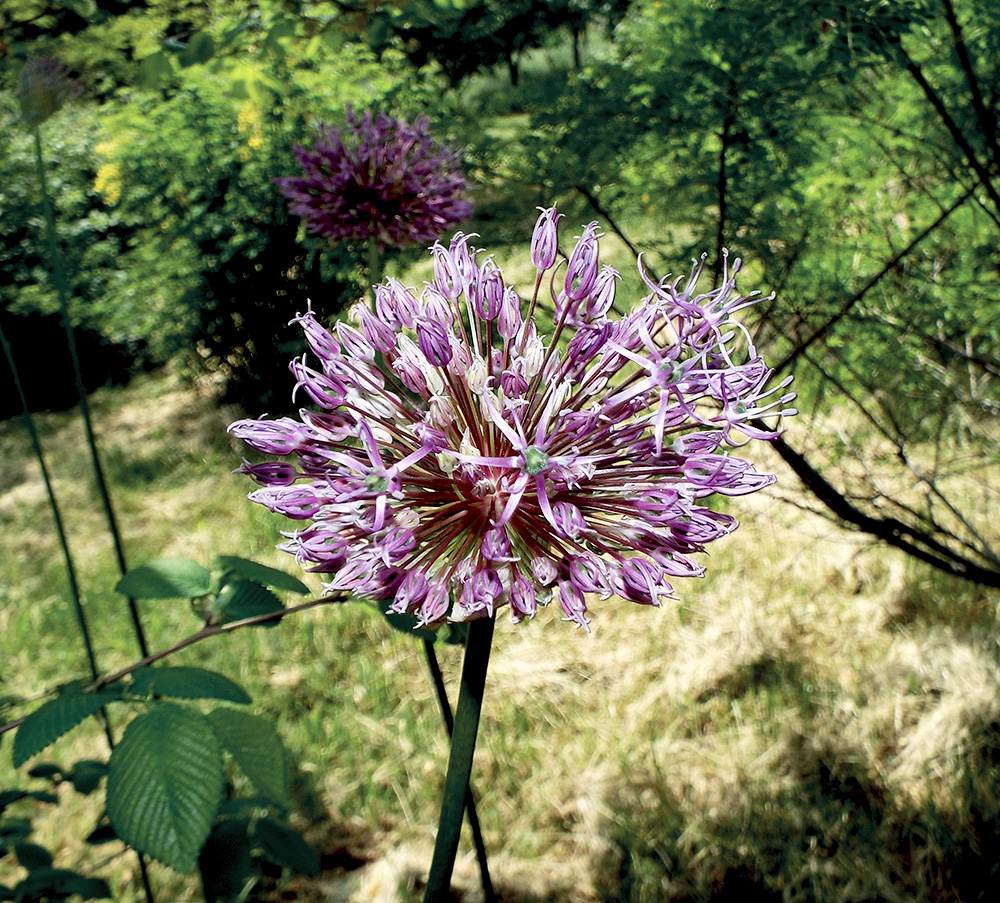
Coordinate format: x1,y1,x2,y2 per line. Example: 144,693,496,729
1,0,998,583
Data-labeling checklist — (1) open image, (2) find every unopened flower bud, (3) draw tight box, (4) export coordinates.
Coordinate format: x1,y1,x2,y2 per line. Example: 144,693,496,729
18,56,78,129
416,317,453,367
564,223,601,301
531,206,562,270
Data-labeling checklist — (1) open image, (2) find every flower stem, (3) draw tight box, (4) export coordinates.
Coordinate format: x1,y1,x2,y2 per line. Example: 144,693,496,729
32,126,149,658
31,125,156,903
367,236,382,309
422,638,495,902
424,617,496,902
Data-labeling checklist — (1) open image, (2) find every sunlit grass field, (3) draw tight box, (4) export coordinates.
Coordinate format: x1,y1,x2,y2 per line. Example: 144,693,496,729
3,352,999,902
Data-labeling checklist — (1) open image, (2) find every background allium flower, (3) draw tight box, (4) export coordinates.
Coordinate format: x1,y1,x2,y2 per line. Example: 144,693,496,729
275,107,473,249
18,56,80,129
231,209,796,630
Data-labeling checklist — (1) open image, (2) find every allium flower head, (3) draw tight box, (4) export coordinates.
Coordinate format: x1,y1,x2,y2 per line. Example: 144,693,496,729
275,107,473,249
18,56,79,129
231,209,796,630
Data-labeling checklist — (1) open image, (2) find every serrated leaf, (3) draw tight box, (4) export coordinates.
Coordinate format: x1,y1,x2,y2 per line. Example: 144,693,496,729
115,558,212,599
107,704,223,873
70,760,109,795
13,686,119,768
253,818,319,875
14,869,110,901
211,580,284,627
130,667,251,705
216,556,309,594
207,709,290,809
14,841,53,871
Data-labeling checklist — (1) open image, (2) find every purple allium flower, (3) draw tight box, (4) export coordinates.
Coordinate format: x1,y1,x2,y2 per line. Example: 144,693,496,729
18,56,80,129
275,107,473,250
230,209,796,630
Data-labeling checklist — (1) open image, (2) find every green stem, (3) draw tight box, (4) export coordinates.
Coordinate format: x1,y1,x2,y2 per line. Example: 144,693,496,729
367,236,382,309
31,125,157,903
423,617,496,902
32,126,149,658
422,639,495,902
0,318,98,684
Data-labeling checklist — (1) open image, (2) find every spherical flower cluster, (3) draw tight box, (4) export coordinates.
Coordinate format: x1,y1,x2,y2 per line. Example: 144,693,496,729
231,208,795,629
275,107,473,250
18,56,79,129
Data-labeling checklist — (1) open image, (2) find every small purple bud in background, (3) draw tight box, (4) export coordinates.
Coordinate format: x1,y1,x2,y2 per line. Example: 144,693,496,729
18,56,79,129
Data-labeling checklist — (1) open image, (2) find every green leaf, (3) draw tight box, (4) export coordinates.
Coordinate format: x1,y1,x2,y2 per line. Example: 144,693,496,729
115,558,212,599
210,580,284,627
26,764,62,780
106,704,224,873
0,818,32,847
85,820,117,846
216,556,309,594
138,51,176,90
69,760,108,796
0,790,26,810
198,818,255,900
14,841,53,871
0,790,56,813
253,818,320,875
207,709,291,809
262,19,297,58
130,667,251,705
13,869,110,901
178,32,216,67
13,686,120,768
57,0,98,19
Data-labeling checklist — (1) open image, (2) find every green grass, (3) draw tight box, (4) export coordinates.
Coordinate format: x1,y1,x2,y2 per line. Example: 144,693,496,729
4,309,1000,901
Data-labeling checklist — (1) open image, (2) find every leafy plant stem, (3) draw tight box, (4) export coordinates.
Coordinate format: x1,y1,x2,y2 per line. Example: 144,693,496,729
32,125,149,659
422,638,495,902
423,617,495,902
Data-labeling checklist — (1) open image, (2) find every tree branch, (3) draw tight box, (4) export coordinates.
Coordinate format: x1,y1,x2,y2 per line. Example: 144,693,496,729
760,425,1000,588
774,188,971,374
0,594,347,738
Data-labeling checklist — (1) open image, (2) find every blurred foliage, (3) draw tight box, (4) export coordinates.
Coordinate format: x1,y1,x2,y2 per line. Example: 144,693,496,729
1,0,470,412
367,0,634,84
1,0,998,539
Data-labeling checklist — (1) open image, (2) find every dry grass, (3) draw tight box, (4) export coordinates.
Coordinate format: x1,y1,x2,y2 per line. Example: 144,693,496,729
3,372,1000,902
